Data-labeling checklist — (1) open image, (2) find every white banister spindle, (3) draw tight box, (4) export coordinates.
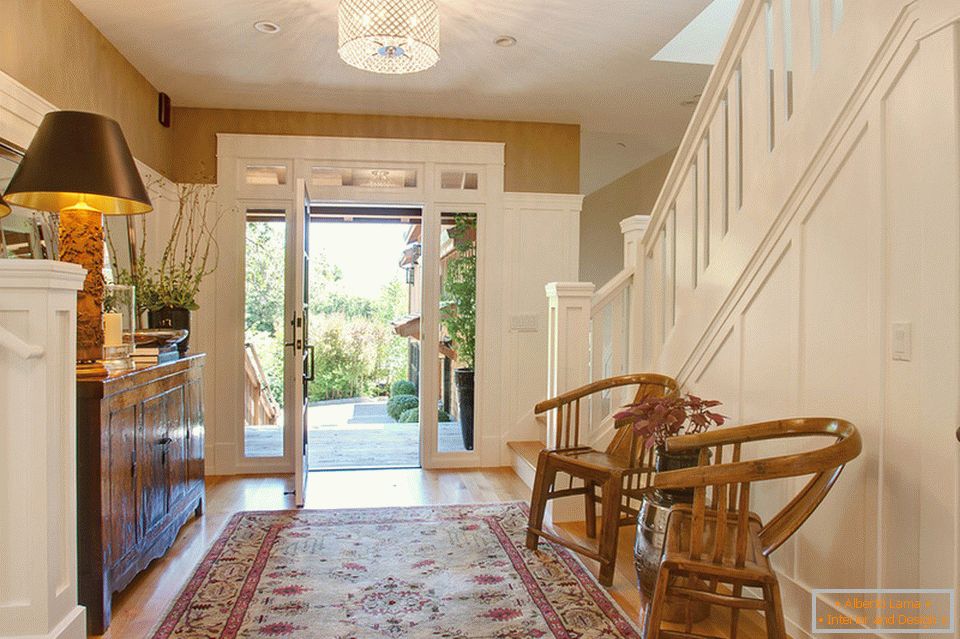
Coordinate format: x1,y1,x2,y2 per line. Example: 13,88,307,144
544,282,594,445
0,260,86,639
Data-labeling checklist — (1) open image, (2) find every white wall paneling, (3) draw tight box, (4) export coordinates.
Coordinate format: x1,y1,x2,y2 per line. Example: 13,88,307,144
637,2,960,637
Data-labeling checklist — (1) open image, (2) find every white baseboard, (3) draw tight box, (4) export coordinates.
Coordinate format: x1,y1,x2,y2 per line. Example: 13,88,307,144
7,606,88,639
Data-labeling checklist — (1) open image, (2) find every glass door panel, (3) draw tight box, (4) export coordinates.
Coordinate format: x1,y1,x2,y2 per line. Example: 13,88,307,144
243,209,287,459
436,212,477,454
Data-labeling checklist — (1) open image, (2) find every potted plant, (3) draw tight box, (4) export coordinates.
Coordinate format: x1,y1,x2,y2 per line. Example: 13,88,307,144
614,393,724,618
614,393,726,500
120,182,223,352
440,215,477,450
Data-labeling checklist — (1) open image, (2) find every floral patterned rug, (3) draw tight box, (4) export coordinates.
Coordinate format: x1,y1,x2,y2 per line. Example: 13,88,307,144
151,502,642,639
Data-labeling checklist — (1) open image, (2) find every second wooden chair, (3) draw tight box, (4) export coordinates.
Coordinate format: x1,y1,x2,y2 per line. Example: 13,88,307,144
525,372,679,585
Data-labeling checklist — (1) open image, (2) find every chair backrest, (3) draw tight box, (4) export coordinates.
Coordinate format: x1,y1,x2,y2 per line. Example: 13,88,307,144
534,373,678,467
653,418,861,566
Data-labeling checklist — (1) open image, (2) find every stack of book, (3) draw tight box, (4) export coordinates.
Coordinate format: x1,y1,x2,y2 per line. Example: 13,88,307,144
132,344,179,366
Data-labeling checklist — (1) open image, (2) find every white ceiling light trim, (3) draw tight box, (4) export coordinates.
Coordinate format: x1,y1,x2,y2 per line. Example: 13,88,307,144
338,0,440,74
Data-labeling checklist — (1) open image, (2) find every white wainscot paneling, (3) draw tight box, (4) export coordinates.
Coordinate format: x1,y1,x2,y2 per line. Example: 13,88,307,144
501,194,582,454
795,126,881,592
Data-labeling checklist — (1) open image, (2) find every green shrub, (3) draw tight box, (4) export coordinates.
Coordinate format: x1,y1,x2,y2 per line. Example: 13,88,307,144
387,394,419,420
399,407,453,423
390,380,416,397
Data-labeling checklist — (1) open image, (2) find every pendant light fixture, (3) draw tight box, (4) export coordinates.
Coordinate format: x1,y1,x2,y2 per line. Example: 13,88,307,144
338,0,440,74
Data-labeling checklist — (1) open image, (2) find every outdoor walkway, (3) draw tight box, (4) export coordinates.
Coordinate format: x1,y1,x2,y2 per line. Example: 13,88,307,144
244,398,468,469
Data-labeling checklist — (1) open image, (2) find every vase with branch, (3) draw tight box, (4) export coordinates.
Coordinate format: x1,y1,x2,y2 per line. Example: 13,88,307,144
119,181,224,351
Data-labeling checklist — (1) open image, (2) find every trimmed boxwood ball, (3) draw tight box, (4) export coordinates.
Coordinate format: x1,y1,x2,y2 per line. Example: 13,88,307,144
387,394,419,420
390,380,416,397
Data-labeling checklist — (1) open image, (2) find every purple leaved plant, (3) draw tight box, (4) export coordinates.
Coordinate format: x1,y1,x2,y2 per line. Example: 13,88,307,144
613,393,726,449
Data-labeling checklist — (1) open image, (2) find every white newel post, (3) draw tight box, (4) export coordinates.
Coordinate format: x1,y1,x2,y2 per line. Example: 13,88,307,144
620,214,651,371
0,261,86,639
544,282,594,523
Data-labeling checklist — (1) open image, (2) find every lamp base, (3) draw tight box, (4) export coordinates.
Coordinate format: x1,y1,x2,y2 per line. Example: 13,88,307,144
58,207,105,363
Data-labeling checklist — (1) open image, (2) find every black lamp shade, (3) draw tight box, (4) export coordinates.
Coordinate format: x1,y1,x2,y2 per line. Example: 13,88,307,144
3,111,152,215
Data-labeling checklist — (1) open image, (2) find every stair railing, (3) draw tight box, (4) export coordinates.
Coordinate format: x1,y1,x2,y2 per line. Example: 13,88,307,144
244,342,279,426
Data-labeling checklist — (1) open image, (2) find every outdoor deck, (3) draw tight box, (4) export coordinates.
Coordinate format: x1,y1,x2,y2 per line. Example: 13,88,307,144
244,398,469,469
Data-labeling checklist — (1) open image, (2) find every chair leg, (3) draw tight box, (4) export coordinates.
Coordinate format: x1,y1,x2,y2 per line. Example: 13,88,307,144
584,481,597,539
525,454,555,551
597,475,623,586
645,565,671,639
729,583,743,639
763,581,788,639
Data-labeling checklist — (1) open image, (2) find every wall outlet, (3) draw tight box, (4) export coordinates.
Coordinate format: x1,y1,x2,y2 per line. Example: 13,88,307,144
891,322,912,361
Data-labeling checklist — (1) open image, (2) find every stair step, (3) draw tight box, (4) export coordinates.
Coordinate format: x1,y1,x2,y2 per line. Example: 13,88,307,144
507,440,543,489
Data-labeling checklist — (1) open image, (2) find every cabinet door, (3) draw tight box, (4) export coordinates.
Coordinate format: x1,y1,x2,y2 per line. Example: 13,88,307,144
107,404,138,564
139,393,169,536
185,379,205,494
165,386,188,507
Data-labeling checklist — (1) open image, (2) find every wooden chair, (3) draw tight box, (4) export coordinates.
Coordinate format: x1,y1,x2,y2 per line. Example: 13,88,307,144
525,373,679,586
646,418,862,639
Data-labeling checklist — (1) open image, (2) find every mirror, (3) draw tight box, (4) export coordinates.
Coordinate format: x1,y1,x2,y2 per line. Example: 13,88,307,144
104,215,136,282
0,139,58,259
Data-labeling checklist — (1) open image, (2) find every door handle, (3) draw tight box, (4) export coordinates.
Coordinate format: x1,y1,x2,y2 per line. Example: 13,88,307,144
304,345,315,382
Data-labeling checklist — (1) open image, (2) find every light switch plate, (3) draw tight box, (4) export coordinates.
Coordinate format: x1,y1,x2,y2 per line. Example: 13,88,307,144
510,314,539,332
892,322,912,361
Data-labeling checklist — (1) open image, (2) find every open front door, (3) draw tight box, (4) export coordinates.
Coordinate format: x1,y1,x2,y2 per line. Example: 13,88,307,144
285,178,311,506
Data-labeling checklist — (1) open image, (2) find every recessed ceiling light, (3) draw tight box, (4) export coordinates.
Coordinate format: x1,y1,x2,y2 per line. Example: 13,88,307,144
616,142,628,149
254,21,281,34
494,35,517,48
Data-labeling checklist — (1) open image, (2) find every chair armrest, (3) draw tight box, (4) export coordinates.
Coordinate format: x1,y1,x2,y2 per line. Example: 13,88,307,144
664,418,857,453
655,424,861,490
534,373,677,414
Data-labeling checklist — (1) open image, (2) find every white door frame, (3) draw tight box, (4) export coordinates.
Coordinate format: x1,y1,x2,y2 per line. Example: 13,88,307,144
214,134,505,473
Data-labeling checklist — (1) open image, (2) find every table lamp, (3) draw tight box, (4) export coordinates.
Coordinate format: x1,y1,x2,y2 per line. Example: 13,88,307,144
3,111,153,368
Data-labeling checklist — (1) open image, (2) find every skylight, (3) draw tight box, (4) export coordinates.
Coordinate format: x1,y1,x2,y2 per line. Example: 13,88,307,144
652,0,740,66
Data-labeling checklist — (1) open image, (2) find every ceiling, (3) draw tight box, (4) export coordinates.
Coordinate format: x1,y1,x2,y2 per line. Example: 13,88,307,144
70,0,717,192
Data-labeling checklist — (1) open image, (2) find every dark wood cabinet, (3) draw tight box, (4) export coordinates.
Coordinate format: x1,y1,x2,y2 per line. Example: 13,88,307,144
77,355,205,635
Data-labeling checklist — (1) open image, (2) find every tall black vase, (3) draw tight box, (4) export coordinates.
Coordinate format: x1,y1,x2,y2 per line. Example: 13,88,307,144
147,306,191,354
454,368,474,450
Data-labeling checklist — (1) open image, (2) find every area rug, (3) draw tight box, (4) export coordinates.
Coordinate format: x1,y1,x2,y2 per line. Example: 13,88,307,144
151,502,642,638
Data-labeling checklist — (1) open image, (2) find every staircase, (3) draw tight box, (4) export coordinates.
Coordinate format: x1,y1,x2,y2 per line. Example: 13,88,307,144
515,1,960,637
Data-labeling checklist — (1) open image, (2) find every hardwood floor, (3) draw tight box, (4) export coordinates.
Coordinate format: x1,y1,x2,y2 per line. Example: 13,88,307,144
96,468,771,638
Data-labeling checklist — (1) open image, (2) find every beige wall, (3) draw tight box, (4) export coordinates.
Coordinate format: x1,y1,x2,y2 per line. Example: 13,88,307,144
172,107,580,194
0,0,173,177
579,149,675,285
